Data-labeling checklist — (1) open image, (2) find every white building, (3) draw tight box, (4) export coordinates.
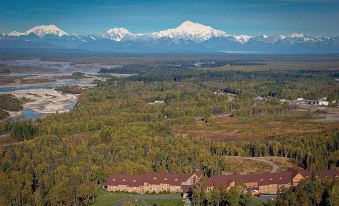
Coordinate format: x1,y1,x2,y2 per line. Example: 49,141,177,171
318,100,329,106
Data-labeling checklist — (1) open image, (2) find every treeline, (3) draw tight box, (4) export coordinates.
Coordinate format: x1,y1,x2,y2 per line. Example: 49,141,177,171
56,85,83,94
192,182,258,206
275,179,338,206
190,179,338,206
98,63,338,101
230,98,296,117
118,65,338,100
9,121,39,140
0,121,39,140
0,69,338,205
0,135,96,205
209,130,339,172
0,125,337,205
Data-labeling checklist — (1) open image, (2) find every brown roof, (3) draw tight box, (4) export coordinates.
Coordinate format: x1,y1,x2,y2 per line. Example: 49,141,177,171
287,168,312,180
104,174,145,187
288,168,339,180
315,170,339,179
254,172,292,186
104,169,339,190
210,175,234,188
211,171,292,187
105,171,201,187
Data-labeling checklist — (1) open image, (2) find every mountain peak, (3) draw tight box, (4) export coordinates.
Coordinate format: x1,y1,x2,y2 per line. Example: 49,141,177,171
7,31,23,37
289,33,305,38
150,20,228,42
7,25,68,37
105,27,133,41
25,25,68,37
177,20,205,29
233,35,252,44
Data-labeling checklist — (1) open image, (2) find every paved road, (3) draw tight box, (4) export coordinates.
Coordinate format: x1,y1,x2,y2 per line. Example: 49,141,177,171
226,156,279,173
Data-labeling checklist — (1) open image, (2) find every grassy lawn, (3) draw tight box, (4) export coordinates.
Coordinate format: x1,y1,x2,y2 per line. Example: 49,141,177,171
91,187,129,206
92,187,184,206
144,199,185,206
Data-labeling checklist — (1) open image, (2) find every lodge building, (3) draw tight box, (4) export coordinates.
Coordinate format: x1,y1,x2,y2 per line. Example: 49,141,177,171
104,170,201,195
104,168,339,196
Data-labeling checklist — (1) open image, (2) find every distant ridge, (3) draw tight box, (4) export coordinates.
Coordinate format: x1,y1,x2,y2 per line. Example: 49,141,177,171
1,21,339,53
7,25,68,37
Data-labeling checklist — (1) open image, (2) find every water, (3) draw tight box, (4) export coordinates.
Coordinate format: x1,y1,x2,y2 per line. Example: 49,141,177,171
3,59,71,70
1,59,121,74
0,77,99,93
23,109,40,120
0,85,53,92
0,59,126,93
0,59,122,120
66,102,76,110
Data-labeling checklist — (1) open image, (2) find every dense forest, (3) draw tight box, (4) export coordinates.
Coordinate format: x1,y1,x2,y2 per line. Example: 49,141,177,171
191,179,338,206
0,57,339,205
275,179,339,206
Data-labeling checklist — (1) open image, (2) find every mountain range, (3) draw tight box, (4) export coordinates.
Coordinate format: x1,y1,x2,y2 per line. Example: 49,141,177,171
1,21,338,53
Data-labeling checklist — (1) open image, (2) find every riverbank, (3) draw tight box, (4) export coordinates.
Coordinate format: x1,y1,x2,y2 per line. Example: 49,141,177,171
5,88,78,120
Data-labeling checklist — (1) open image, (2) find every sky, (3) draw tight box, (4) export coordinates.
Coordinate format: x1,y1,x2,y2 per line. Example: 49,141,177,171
0,0,338,37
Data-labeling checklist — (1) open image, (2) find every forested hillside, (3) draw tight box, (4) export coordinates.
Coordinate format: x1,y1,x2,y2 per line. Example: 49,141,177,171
0,58,338,205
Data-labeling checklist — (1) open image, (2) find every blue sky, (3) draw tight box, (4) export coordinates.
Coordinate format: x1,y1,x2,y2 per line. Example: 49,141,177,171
0,0,338,36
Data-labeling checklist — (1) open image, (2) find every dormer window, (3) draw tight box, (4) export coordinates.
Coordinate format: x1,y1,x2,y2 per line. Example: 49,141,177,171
153,177,157,180
269,178,273,180
164,178,168,180
133,180,136,182
279,177,282,180
112,178,116,181
175,178,178,181
122,179,126,182
260,178,263,181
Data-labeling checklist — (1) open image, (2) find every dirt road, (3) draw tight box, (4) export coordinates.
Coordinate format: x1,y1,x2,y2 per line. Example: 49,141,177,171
226,156,279,173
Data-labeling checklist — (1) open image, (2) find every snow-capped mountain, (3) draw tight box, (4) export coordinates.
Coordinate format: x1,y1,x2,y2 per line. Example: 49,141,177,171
105,28,134,41
148,21,228,42
7,25,68,37
233,35,252,44
252,33,319,44
103,21,229,42
7,31,23,37
1,21,339,53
